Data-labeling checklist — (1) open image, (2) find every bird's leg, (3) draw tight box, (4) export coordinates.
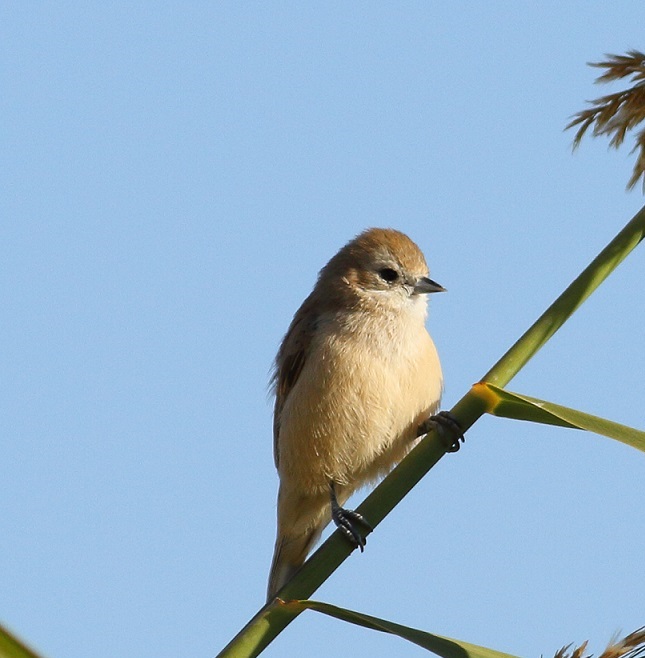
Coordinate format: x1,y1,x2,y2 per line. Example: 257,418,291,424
329,482,372,551
418,411,465,452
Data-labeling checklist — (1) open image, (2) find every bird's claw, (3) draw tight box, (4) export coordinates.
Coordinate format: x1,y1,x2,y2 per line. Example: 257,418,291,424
332,507,372,551
329,482,372,551
419,410,465,452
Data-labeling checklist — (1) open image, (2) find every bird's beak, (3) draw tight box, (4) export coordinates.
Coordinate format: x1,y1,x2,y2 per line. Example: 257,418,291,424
413,276,446,294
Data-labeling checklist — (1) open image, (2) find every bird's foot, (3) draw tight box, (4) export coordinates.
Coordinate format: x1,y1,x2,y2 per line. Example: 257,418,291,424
330,483,372,551
418,411,465,452
333,506,372,551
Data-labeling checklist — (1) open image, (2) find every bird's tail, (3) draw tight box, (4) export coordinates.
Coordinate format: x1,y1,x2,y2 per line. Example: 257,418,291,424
266,527,321,601
266,487,333,601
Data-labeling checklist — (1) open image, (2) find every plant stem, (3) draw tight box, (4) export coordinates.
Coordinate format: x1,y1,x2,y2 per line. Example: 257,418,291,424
484,204,645,386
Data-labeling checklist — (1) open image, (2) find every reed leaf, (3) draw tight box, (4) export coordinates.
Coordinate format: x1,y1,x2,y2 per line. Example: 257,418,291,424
0,624,44,658
472,383,645,453
286,600,521,658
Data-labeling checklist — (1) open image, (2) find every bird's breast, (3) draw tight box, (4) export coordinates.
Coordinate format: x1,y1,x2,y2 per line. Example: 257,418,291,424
277,312,442,493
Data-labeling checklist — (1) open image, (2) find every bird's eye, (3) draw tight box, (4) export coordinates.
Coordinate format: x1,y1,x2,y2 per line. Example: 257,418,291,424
378,268,399,282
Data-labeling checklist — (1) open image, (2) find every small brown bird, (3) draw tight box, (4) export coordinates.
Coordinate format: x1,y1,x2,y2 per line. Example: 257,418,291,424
267,228,458,600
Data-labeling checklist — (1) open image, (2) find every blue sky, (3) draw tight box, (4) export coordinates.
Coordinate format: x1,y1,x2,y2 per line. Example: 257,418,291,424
2,4,645,658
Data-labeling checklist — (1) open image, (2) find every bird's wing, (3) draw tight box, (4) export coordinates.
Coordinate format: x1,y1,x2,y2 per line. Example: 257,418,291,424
272,296,318,468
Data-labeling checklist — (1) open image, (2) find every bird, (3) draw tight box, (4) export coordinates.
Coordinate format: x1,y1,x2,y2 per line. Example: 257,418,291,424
266,227,460,601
